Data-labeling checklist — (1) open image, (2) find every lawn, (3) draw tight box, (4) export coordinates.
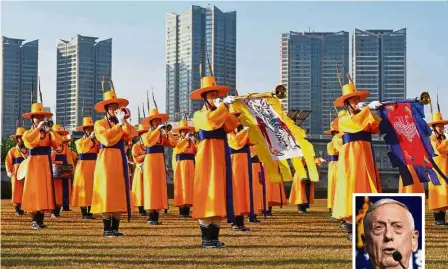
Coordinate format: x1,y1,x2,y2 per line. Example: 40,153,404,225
1,199,447,268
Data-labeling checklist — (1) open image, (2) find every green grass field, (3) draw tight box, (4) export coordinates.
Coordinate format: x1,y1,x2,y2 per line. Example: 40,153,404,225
1,199,447,268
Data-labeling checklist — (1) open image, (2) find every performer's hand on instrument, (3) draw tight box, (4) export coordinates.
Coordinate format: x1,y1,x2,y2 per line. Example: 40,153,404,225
368,101,382,110
213,98,223,107
115,110,126,126
90,131,95,139
358,102,367,109
7,172,13,178
156,124,164,130
37,121,46,130
223,96,235,105
185,133,192,139
243,126,249,132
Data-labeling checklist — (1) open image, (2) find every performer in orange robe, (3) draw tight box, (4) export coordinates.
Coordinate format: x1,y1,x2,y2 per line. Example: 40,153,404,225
91,83,137,237
428,112,448,225
50,124,72,217
21,102,63,229
172,120,196,218
71,116,99,219
5,127,28,216
333,82,382,240
190,75,238,248
131,124,148,216
249,145,264,222
264,161,287,216
228,110,253,231
289,158,321,214
141,108,175,225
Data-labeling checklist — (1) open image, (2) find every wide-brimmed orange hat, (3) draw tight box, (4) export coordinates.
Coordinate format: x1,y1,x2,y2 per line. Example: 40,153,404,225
324,110,348,134
334,83,370,107
428,112,448,127
94,91,129,113
22,103,53,119
9,127,25,139
137,124,149,135
190,76,230,100
63,134,74,143
75,117,94,131
52,124,69,136
172,120,195,134
142,108,169,127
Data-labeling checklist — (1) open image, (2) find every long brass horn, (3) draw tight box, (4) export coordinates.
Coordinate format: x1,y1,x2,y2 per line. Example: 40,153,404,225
235,84,287,100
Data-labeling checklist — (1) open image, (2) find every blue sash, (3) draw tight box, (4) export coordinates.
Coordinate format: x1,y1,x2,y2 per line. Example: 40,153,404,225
100,140,131,222
146,145,164,154
198,128,235,223
176,154,195,161
13,157,24,164
328,155,339,162
251,156,260,163
79,153,97,161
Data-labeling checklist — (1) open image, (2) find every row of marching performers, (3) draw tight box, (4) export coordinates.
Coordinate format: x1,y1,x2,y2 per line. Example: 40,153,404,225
5,75,317,249
324,82,448,242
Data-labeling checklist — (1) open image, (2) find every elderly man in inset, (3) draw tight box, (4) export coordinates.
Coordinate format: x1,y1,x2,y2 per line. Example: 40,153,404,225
361,199,420,269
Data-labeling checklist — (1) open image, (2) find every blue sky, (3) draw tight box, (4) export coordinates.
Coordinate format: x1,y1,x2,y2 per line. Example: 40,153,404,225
2,1,447,122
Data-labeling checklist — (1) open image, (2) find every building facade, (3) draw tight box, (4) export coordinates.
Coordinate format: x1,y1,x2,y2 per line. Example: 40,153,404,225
280,31,349,135
352,29,406,102
166,5,236,121
1,37,38,137
56,34,112,130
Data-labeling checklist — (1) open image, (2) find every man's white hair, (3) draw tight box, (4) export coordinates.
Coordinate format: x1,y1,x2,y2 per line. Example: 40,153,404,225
363,198,415,235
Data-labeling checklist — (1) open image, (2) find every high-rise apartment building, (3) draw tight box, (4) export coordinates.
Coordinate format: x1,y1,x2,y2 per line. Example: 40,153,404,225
1,37,38,137
56,34,112,130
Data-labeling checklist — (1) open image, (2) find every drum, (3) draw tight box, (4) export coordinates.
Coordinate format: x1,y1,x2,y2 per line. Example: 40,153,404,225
53,164,73,180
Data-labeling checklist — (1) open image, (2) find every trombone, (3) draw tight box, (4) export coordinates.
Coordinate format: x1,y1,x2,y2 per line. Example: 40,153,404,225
234,84,287,100
380,91,431,106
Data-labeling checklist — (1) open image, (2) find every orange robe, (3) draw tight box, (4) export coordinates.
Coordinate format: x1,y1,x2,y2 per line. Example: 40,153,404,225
71,137,99,207
142,130,175,211
229,129,251,216
250,146,264,213
21,128,63,212
428,135,448,210
192,104,239,219
131,141,146,208
52,145,74,207
91,119,137,214
289,159,315,206
173,138,196,207
332,108,382,220
264,162,287,207
5,146,28,205
327,135,342,209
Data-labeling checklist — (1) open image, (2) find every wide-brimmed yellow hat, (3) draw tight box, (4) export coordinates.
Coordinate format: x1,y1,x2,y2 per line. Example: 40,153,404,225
63,134,74,143
75,117,94,131
9,127,25,139
334,83,370,107
323,110,347,135
137,124,149,135
22,103,53,119
142,108,169,126
94,91,129,113
172,120,195,134
428,112,448,127
52,124,69,136
190,76,230,100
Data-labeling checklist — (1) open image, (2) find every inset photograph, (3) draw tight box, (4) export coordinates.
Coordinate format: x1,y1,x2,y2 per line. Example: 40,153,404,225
353,194,424,269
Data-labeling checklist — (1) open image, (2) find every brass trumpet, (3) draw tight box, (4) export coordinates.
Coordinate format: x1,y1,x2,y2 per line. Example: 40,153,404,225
234,84,287,100
379,91,432,106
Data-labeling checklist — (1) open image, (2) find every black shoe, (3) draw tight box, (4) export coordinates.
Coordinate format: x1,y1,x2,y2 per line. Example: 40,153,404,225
297,205,307,214
267,207,273,216
248,217,261,223
339,221,348,232
202,240,217,248
138,206,147,216
209,224,225,248
32,221,42,230
434,211,448,226
81,207,88,217
111,217,124,236
200,225,209,241
103,230,115,237
103,218,113,237
83,215,95,220
36,212,47,228
347,232,353,241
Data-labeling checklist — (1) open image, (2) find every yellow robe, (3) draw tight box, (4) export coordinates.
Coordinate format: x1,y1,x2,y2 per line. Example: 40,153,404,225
229,129,251,216
327,135,342,209
173,138,196,207
21,128,63,212
192,104,239,219
250,146,264,213
5,146,28,205
142,130,175,211
332,108,382,220
71,137,99,207
91,119,137,214
428,135,448,210
52,145,74,207
131,141,146,208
